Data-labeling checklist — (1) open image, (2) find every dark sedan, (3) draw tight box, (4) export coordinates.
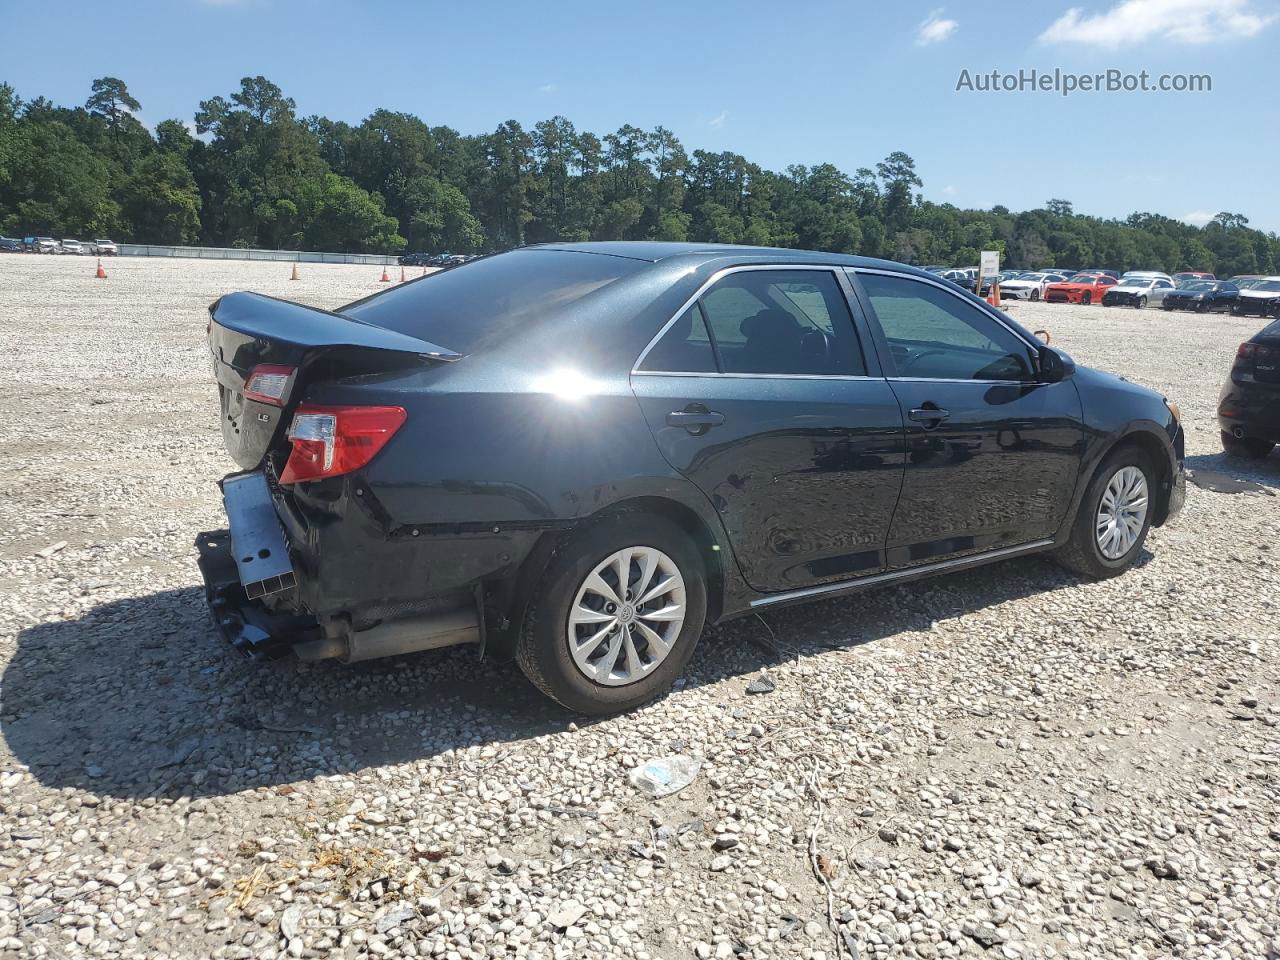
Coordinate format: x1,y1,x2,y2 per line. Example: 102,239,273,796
1218,318,1280,460
197,242,1186,714
1162,280,1240,313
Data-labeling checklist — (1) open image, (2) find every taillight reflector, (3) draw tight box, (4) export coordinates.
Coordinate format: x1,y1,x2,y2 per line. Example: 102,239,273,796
279,405,406,485
243,364,296,406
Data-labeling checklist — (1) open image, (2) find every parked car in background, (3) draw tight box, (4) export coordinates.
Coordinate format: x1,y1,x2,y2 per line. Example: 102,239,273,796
1233,277,1280,316
938,269,975,292
93,239,119,256
1161,280,1240,313
1102,276,1176,308
1045,273,1117,304
1120,270,1174,284
999,272,1069,301
59,239,85,255
196,242,1183,713
399,252,432,266
1173,271,1214,283
33,237,59,254
1079,268,1122,280
0,237,23,253
1227,275,1262,284
1218,317,1280,460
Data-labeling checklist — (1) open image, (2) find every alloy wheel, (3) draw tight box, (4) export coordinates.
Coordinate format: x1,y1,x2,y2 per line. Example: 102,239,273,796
566,546,686,686
1095,466,1149,560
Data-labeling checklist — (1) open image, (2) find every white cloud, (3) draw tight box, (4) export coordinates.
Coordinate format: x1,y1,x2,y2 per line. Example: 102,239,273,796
941,184,957,196
1039,0,1275,48
709,110,728,128
536,83,558,95
1180,210,1217,224
917,8,959,45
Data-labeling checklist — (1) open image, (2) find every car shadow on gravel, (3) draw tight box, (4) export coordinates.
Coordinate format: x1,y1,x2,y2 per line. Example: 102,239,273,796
3,554,1083,800
1185,451,1280,494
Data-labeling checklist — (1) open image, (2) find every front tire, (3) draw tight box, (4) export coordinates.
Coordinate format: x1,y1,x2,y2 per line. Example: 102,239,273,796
1221,431,1274,460
516,512,707,714
1136,296,1147,309
1031,289,1040,301
1081,292,1093,305
1054,448,1155,579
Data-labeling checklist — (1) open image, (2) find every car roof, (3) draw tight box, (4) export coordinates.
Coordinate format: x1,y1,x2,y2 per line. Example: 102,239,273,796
521,241,927,274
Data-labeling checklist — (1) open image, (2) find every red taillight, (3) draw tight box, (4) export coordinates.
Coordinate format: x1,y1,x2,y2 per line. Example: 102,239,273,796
1236,342,1256,361
279,405,406,485
243,364,296,406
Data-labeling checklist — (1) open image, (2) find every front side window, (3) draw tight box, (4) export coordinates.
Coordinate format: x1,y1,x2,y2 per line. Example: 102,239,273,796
697,270,866,376
858,273,1035,381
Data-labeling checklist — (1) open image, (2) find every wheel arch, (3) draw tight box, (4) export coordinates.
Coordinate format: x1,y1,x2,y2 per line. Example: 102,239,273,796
1086,426,1177,529
487,494,732,658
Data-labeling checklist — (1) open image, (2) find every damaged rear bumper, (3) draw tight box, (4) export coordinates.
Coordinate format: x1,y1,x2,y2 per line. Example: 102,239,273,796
195,529,320,660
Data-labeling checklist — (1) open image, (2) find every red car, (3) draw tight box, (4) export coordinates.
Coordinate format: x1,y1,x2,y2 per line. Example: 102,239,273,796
1044,273,1117,305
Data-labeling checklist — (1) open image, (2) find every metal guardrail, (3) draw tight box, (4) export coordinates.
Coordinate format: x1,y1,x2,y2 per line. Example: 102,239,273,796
117,244,398,265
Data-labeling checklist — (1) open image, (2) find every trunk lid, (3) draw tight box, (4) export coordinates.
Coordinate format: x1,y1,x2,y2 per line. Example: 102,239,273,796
208,291,460,469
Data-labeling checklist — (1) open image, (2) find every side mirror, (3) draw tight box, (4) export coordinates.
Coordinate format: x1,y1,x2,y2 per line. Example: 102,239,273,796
1037,345,1075,383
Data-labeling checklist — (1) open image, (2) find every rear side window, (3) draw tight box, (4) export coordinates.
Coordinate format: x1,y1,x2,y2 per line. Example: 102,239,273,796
697,270,866,376
342,250,645,353
638,306,718,373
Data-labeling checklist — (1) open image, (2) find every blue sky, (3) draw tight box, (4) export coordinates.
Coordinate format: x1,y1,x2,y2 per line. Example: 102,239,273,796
5,0,1277,231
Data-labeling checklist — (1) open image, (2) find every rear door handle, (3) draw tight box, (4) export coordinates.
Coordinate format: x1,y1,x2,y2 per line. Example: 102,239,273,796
908,406,951,425
667,405,725,433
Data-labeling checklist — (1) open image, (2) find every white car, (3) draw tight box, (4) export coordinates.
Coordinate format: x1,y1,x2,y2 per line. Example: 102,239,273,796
1102,276,1176,308
92,239,119,256
1233,276,1280,316
1120,270,1173,284
33,237,59,254
998,272,1069,301
60,239,85,255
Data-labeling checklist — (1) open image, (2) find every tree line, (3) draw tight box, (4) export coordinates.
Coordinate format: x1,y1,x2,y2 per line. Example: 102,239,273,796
2,75,1278,276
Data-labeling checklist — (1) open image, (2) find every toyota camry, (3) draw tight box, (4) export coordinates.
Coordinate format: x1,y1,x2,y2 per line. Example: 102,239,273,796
197,243,1185,714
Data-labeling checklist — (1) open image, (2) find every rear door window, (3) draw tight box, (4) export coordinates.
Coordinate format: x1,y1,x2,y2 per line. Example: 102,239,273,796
637,306,718,373
696,270,867,376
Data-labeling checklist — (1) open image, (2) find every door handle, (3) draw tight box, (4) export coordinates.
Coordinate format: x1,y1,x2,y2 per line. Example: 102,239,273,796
667,405,725,433
908,406,951,426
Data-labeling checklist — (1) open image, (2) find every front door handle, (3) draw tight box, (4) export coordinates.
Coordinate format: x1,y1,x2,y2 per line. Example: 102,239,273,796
908,406,951,427
667,405,725,434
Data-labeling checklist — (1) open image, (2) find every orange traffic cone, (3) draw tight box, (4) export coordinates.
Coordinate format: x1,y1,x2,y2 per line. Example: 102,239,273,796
290,263,299,280
991,282,1002,308
95,258,107,279
380,267,390,282
400,266,407,282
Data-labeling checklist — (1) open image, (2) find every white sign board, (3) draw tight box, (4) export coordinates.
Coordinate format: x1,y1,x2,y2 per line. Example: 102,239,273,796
980,250,1000,279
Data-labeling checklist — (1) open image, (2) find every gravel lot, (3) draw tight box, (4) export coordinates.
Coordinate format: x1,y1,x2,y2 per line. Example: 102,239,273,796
1,256,1277,960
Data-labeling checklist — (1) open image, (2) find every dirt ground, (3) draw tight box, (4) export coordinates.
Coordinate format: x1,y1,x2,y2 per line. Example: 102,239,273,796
0,255,1276,960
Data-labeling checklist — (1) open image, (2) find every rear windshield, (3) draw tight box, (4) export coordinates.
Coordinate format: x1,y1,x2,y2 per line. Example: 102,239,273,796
342,250,646,353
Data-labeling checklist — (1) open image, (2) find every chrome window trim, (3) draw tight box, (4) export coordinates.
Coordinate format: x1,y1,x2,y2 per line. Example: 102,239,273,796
631,264,854,376
849,266,1043,354
632,370,882,381
750,538,1055,609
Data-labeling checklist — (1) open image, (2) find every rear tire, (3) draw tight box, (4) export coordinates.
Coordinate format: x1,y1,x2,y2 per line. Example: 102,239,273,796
1221,431,1274,460
1054,447,1156,579
516,511,707,715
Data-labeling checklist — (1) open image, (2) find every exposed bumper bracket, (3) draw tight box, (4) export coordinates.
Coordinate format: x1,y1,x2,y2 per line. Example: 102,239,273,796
195,530,319,660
